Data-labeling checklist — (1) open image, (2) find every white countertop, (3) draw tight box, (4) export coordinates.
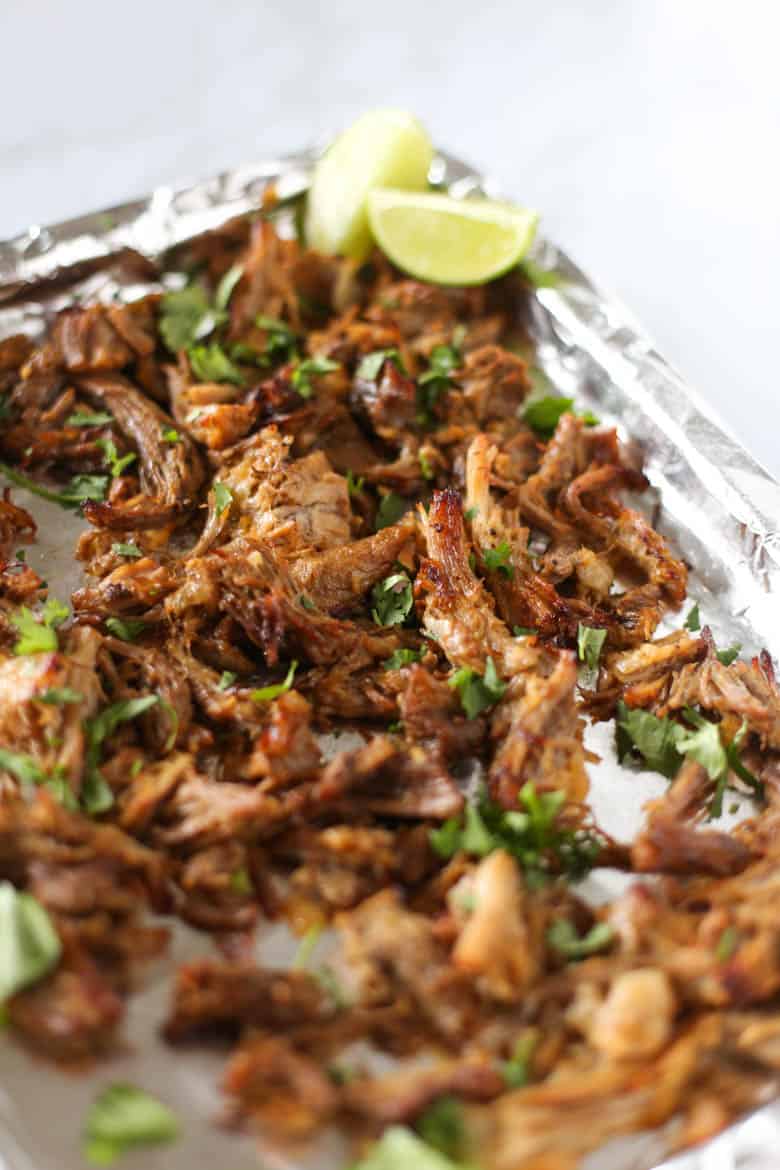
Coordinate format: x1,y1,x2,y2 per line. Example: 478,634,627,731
2,0,778,475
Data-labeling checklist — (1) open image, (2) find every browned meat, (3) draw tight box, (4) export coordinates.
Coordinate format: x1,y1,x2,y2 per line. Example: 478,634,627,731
458,344,531,424
164,959,334,1043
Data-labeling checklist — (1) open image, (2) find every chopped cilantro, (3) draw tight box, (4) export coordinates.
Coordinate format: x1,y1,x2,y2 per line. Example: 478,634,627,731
229,867,252,895
161,427,181,444
430,782,602,885
346,469,365,497
464,506,478,521
254,314,299,364
523,395,598,439
0,463,108,510
416,1096,467,1161
96,438,136,479
83,696,160,816
251,660,298,703
684,602,701,631
159,284,217,353
500,1033,536,1089
0,883,61,1003
112,542,142,559
547,919,614,960
213,482,232,516
371,573,413,627
292,923,323,970
66,410,113,428
715,925,739,963
105,617,146,642
357,348,405,381
577,624,607,671
189,342,244,386
416,341,461,424
217,670,237,691
448,656,506,718
38,687,82,705
214,263,244,312
384,647,423,670
350,1127,469,1170
11,599,68,655
419,450,435,480
483,541,513,578
513,626,537,637
375,492,406,530
299,594,316,611
716,643,741,666
290,355,339,398
615,702,683,779
83,1083,179,1166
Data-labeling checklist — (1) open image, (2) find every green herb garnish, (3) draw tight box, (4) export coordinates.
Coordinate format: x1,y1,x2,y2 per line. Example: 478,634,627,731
577,624,607,672
0,883,61,1003
523,395,598,438
105,617,146,643
482,541,513,578
189,342,244,386
371,573,413,627
684,602,701,631
112,542,142,559
357,348,405,381
716,643,741,666
383,647,423,670
375,492,406,530
11,599,68,655
290,355,340,398
83,1083,179,1166
251,660,298,703
547,919,614,960
213,482,232,516
96,438,136,479
448,656,506,718
38,687,82,705
66,410,113,428
217,671,237,691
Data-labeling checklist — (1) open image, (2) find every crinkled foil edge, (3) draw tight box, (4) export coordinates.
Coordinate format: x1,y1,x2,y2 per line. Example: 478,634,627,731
0,148,778,1170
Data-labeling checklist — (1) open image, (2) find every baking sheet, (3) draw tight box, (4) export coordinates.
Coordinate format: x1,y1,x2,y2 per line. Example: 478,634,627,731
0,147,778,1170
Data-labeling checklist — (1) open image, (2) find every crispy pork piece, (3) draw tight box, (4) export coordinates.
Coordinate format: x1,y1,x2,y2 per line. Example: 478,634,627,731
458,344,532,424
663,648,780,750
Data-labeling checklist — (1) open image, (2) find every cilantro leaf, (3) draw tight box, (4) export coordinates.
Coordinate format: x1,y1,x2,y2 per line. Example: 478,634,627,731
105,617,146,643
112,542,142,559
229,867,252,894
383,647,423,670
715,925,739,963
448,656,506,718
0,748,51,789
577,624,607,671
416,1096,467,1161
615,701,684,779
11,599,68,656
251,660,298,703
683,602,701,631
547,919,614,960
83,1083,179,1166
213,482,232,516
290,355,339,398
500,1033,536,1088
0,883,61,1002
217,670,237,691
717,643,741,666
254,314,299,365
674,708,727,783
371,573,413,627
513,626,537,637
66,410,113,428
419,450,435,480
0,464,108,510
38,687,82,705
83,696,160,816
159,284,216,353
351,1126,470,1170
482,541,513,578
375,492,406,530
346,469,365,497
357,348,405,381
214,263,244,312
96,438,136,479
189,342,244,386
161,428,180,444
416,342,461,424
430,783,602,884
523,395,598,439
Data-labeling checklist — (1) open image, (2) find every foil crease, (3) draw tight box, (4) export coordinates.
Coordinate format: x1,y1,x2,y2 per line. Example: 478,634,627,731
0,148,778,1170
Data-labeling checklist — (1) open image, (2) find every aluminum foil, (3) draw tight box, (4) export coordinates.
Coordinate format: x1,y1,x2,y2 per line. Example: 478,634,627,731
0,148,778,1170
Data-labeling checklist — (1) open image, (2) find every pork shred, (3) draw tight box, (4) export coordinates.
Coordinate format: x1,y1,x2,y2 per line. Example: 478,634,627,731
0,208,778,1168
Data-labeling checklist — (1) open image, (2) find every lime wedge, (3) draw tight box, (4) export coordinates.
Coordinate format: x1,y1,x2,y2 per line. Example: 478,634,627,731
306,110,433,261
367,189,539,286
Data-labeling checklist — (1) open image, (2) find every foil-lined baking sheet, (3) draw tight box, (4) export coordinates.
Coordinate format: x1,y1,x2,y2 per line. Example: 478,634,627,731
0,148,778,1170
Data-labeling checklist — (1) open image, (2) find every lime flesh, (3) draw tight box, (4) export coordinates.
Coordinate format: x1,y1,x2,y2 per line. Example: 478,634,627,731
306,110,433,261
367,188,539,286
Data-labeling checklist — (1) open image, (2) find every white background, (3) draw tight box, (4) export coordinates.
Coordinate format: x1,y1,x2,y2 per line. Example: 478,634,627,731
1,0,778,474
